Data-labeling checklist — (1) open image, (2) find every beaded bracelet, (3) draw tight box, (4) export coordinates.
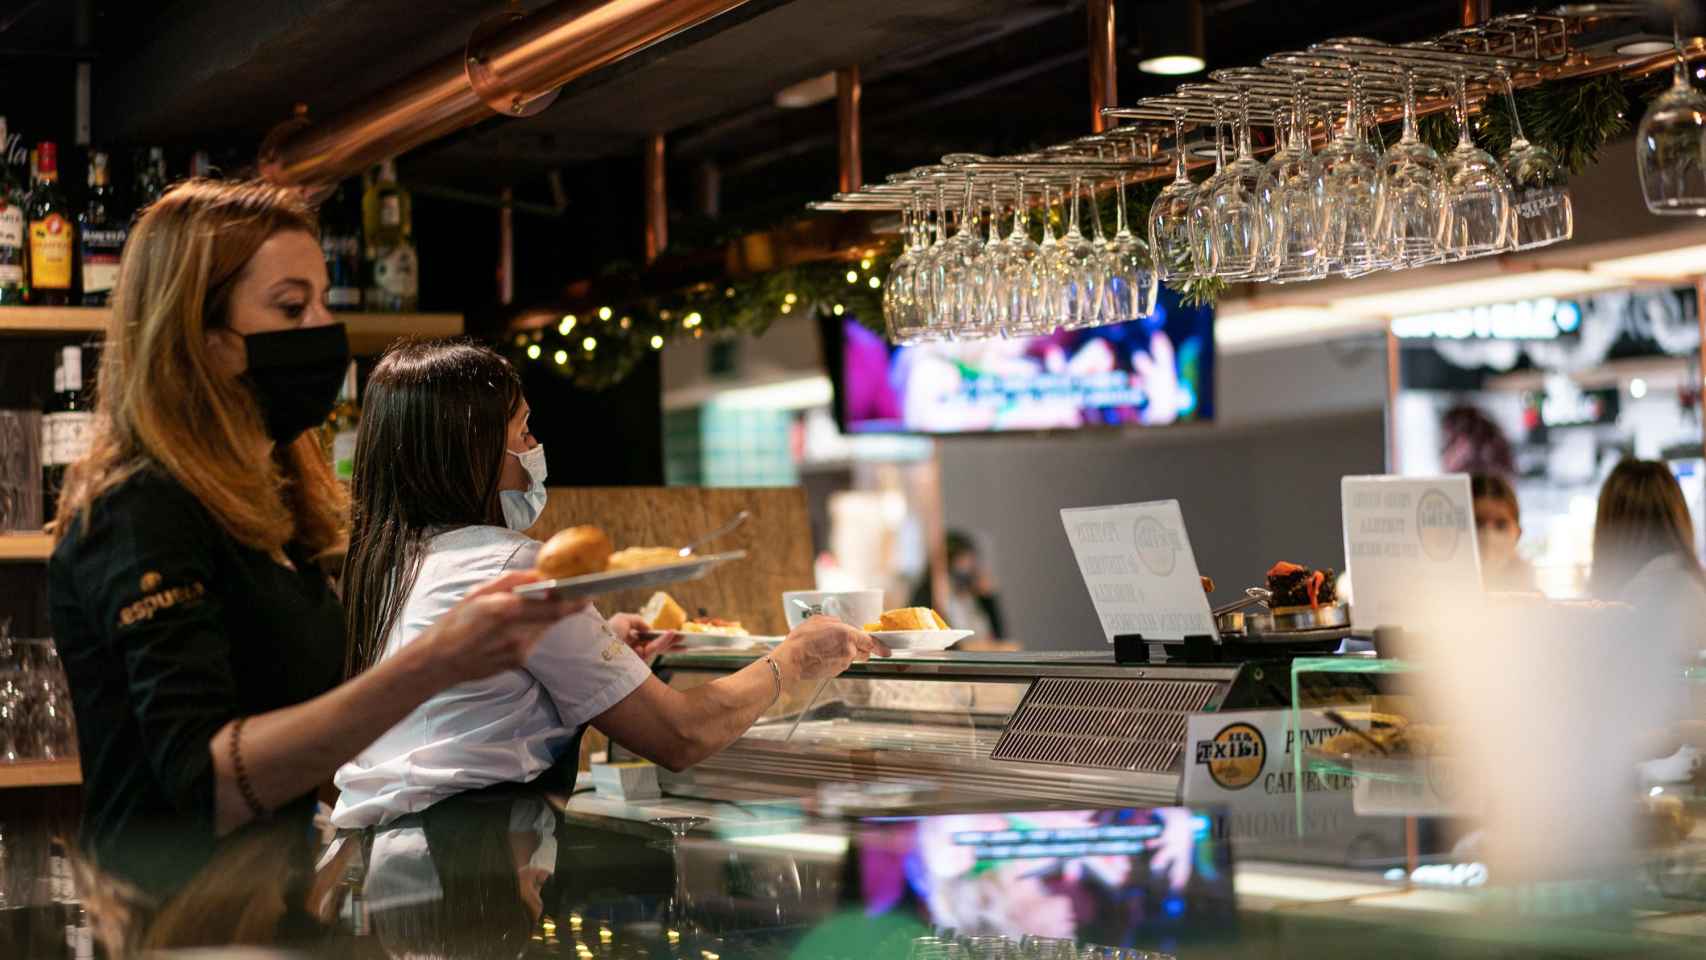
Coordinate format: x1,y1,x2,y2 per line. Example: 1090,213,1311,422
230,716,268,819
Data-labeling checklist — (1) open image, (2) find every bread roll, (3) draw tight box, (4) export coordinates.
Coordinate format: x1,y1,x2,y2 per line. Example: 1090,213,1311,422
877,607,950,631
536,526,613,579
640,592,688,632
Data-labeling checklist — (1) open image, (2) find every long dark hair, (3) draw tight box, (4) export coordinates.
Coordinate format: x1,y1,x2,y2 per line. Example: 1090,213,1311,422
343,339,524,677
1588,459,1704,598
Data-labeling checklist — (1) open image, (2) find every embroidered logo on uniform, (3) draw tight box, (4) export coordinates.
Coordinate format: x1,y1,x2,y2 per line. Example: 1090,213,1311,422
140,571,162,592
117,580,208,627
601,639,627,662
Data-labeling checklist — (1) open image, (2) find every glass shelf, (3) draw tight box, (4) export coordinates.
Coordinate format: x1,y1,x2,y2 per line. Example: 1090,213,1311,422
1289,656,1419,833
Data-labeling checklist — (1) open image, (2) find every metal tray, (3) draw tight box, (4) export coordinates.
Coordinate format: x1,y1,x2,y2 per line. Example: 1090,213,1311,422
512,550,746,601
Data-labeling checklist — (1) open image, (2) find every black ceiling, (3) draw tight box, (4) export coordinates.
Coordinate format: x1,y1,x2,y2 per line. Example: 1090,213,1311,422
0,0,1633,277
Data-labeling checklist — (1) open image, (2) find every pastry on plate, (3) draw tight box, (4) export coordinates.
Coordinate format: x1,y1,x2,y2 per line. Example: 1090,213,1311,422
874,607,951,631
607,546,685,571
640,592,688,632
535,526,613,579
681,617,748,636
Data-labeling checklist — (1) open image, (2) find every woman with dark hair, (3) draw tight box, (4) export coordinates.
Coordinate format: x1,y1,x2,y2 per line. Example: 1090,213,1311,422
334,340,886,828
1471,473,1535,593
1590,459,1706,659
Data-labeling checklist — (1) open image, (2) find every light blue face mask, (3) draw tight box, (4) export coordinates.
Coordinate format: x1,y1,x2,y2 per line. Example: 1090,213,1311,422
501,444,548,531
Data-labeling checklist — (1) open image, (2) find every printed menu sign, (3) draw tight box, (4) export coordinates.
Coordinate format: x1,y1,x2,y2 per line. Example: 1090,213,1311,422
1341,475,1481,630
1060,500,1215,643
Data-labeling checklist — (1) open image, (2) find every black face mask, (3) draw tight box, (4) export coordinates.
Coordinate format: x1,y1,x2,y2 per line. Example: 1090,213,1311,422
241,324,350,443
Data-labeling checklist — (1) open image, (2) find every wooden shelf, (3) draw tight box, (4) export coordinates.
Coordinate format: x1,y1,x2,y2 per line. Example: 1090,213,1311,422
0,760,81,789
0,533,53,562
0,307,464,353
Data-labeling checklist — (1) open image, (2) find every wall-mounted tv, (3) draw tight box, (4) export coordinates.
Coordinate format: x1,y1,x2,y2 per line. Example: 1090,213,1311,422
836,288,1214,435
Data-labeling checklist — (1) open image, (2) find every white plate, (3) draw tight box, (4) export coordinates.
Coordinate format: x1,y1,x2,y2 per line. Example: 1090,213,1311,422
868,629,974,651
512,551,746,601
673,631,780,648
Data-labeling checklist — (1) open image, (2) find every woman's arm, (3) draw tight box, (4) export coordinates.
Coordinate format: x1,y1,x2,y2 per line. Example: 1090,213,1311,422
209,573,578,834
592,617,887,771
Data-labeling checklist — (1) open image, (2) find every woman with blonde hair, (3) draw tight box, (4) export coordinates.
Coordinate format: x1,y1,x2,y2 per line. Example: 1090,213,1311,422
47,179,578,901
1589,459,1706,660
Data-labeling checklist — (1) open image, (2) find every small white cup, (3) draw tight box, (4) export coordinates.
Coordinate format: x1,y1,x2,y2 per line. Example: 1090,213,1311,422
782,589,884,629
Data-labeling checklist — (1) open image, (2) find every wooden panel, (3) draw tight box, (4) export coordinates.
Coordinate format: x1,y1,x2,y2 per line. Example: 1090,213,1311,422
0,533,53,562
528,487,814,636
0,306,107,334
0,759,81,789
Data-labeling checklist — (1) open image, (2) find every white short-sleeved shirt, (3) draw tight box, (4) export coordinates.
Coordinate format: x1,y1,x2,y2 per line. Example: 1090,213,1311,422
332,525,651,828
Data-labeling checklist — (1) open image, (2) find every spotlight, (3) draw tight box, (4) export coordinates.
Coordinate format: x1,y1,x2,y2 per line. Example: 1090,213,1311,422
526,344,541,360
1135,1,1205,77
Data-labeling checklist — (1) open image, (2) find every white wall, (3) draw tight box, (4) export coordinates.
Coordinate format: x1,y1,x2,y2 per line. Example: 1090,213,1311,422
938,338,1389,650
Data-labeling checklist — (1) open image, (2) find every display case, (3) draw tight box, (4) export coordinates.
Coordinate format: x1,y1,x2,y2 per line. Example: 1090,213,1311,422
637,650,1371,810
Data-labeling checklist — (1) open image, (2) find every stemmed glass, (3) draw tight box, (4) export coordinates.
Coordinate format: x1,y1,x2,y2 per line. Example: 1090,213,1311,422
1637,19,1706,215
1209,88,1276,279
1374,65,1446,266
1264,73,1327,283
1150,105,1199,282
1319,65,1384,277
1001,175,1043,335
1032,181,1069,333
1104,137,1159,321
650,816,710,951
1020,935,1078,959
1187,99,1229,278
1497,64,1571,248
1059,174,1103,329
883,190,929,343
965,181,1008,339
914,180,952,340
941,173,987,336
1437,68,1512,260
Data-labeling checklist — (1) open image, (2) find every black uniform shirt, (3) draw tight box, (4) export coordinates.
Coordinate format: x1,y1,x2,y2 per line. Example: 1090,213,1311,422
48,465,344,897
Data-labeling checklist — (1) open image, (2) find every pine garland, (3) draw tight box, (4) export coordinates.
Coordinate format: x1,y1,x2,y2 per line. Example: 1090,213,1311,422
513,70,1663,389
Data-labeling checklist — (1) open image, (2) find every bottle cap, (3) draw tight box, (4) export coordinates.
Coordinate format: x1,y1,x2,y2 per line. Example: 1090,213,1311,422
37,141,57,178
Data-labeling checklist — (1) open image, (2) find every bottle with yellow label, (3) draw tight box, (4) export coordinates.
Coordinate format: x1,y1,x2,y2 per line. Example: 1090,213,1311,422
27,141,73,305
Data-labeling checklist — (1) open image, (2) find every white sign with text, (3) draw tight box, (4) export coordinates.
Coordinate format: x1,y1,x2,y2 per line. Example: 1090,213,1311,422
1341,475,1482,631
1060,500,1215,643
1182,708,1361,844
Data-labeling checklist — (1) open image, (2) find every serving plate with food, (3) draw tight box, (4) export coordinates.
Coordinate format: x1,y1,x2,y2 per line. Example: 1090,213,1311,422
635,591,780,647
860,607,973,651
512,526,746,601
1213,561,1354,644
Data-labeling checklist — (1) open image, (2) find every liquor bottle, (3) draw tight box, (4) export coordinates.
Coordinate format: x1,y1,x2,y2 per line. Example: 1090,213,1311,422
190,150,212,179
362,159,418,312
26,142,74,305
323,360,360,482
320,180,363,311
41,345,93,522
0,116,24,305
134,147,167,213
78,151,127,306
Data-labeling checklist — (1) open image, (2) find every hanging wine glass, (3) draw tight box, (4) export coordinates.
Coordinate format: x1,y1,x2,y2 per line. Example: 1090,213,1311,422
1210,88,1277,280
883,189,928,343
1033,180,1071,333
913,179,952,341
964,180,1007,339
1319,65,1384,277
1264,73,1328,283
1374,64,1445,267
1104,134,1159,320
938,173,985,338
1150,104,1199,283
1059,173,1103,329
1497,64,1572,249
1638,20,1706,215
1438,67,1512,260
1001,173,1043,335
1188,98,1230,278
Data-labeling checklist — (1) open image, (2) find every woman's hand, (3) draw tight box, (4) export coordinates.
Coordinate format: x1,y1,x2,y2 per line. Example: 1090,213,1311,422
608,612,679,659
773,616,890,682
417,572,585,686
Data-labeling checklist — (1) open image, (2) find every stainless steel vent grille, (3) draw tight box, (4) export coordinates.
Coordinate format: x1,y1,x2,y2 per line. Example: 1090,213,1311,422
990,677,1219,772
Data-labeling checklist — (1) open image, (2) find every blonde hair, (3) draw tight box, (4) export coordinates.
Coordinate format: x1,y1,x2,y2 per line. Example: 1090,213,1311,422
53,178,346,556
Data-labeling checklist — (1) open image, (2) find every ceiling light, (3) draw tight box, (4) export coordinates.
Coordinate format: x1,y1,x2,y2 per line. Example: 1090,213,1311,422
1630,377,1649,399
1139,54,1206,76
1616,39,1675,56
774,71,838,109
553,349,568,365
1134,0,1205,77
1591,242,1706,280
1327,270,1623,318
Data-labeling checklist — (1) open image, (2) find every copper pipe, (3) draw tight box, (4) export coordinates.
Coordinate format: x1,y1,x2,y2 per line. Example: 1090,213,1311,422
1458,0,1489,28
695,160,721,219
836,65,863,194
498,186,514,305
1088,0,1116,133
644,133,667,264
263,0,751,187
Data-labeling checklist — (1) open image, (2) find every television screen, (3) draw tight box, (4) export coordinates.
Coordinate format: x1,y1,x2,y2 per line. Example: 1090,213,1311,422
850,807,1234,950
839,290,1214,434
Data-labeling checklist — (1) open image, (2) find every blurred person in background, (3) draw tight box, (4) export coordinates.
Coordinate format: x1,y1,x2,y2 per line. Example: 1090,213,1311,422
914,530,1010,649
1441,404,1516,477
1472,473,1536,593
1589,459,1706,662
